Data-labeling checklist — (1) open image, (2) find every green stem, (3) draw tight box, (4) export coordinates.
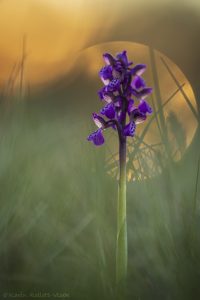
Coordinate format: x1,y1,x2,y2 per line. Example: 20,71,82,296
116,137,127,287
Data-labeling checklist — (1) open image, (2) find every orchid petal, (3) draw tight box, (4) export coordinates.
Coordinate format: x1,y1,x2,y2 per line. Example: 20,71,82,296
123,121,136,137
132,87,153,99
131,76,146,90
92,113,106,128
106,79,121,92
99,65,113,85
131,64,146,76
131,108,147,124
87,129,104,146
100,103,116,119
103,53,116,66
138,100,152,114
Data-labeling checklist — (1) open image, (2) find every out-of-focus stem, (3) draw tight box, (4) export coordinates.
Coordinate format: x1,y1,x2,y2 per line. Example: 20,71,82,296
116,136,127,289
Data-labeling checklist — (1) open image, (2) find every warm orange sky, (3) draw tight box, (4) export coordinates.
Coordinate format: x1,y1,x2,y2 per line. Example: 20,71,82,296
0,0,200,87
0,0,120,86
0,1,198,162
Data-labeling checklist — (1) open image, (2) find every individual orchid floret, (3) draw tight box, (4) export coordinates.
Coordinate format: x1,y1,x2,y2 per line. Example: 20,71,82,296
100,103,116,119
106,79,121,92
99,65,113,85
116,50,133,67
123,121,136,137
103,53,116,66
130,64,146,76
98,87,113,103
130,108,147,124
132,87,153,99
138,99,153,114
131,76,146,90
87,129,104,146
92,113,106,128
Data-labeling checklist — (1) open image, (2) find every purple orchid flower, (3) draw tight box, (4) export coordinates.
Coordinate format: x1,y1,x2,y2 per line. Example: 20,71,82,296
87,50,153,285
87,50,152,146
87,129,104,146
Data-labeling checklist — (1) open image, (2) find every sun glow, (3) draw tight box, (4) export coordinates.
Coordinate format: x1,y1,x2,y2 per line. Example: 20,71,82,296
77,41,198,179
0,0,117,86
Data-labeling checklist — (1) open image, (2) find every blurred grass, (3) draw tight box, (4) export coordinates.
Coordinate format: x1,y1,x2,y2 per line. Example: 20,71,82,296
0,100,200,300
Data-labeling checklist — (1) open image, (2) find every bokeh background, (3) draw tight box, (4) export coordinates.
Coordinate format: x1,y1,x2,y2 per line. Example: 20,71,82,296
0,0,200,299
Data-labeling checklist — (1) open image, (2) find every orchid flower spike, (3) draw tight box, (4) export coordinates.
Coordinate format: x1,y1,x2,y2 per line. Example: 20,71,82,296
87,50,153,145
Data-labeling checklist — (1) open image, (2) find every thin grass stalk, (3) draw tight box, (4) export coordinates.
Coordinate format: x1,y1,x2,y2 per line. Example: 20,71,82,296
160,56,199,121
